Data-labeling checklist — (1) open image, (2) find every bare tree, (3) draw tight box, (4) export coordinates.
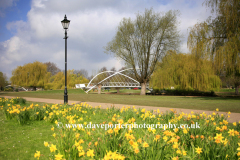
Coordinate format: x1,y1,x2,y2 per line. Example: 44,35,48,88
105,8,181,95
44,62,61,76
99,67,107,73
74,69,88,78
110,67,117,72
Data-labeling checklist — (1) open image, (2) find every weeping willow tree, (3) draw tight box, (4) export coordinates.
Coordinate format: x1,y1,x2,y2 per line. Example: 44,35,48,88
11,61,51,90
0,71,8,90
188,0,240,94
48,69,89,90
150,50,221,91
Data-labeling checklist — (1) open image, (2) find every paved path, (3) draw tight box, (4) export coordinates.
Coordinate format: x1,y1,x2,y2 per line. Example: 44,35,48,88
3,96,240,123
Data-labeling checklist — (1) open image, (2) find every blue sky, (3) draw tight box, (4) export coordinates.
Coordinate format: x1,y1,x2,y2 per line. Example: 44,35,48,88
0,0,31,41
0,0,212,80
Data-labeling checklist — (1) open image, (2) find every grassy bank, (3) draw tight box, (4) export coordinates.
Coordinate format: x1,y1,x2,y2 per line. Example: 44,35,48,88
0,103,54,160
1,97,240,160
1,89,240,113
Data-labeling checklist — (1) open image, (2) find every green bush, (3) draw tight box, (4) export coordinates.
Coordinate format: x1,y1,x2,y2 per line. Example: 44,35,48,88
11,97,26,105
164,89,216,96
149,89,216,96
44,83,53,90
4,87,13,92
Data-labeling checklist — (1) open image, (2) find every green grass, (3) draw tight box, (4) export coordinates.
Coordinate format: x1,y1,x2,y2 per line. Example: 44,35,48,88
0,97,240,159
0,103,54,160
101,89,141,93
214,88,239,95
1,89,240,113
217,88,238,92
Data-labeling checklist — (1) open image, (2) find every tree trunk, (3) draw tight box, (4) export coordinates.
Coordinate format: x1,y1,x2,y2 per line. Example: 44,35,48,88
98,84,102,94
140,82,146,95
235,83,239,95
116,87,120,94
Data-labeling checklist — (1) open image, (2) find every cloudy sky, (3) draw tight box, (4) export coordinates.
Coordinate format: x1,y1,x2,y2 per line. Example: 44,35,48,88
0,0,212,80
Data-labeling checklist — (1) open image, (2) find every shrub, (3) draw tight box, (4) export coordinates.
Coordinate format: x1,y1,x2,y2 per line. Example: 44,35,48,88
4,87,13,92
149,89,216,96
164,89,216,96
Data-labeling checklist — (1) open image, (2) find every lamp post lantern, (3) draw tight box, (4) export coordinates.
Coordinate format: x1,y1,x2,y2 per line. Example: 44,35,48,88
61,15,70,104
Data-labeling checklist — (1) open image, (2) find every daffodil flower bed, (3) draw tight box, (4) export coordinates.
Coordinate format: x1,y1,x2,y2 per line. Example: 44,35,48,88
1,97,240,160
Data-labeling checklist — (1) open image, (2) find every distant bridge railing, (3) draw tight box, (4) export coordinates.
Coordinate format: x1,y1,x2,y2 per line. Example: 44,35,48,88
75,68,150,94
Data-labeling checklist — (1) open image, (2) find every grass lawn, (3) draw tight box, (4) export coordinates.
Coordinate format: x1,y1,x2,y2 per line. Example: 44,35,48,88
1,89,240,113
0,102,55,160
1,97,240,159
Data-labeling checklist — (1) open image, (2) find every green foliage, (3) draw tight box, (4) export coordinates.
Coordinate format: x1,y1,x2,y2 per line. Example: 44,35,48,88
10,61,51,89
1,98,48,125
151,89,216,96
10,61,89,90
11,97,26,105
0,97,26,106
44,83,54,90
188,0,240,94
4,87,13,92
49,69,89,90
1,98,240,159
150,50,222,91
0,71,8,90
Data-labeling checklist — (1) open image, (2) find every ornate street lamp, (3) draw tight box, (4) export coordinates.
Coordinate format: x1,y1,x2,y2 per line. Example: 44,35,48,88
61,15,70,104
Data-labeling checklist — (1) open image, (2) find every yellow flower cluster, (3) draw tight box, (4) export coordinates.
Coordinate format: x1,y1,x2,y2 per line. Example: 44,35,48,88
4,100,235,160
103,151,125,160
34,151,40,159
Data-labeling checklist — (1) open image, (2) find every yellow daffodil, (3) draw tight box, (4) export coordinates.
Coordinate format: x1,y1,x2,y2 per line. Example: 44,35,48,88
86,149,94,158
34,151,40,159
142,142,149,148
55,153,63,160
44,141,49,147
79,150,85,157
195,147,202,154
50,144,57,152
134,148,139,154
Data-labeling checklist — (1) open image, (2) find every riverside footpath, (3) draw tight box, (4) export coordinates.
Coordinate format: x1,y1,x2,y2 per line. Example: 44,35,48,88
3,96,240,123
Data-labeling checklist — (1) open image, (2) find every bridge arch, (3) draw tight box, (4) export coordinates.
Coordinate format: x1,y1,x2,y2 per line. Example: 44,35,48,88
85,68,141,93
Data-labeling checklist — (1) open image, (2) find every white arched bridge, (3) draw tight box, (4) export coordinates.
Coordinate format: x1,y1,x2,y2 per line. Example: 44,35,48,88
75,68,148,93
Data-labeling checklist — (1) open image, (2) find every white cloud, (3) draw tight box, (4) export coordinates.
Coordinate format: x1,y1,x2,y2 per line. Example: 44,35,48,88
0,0,213,80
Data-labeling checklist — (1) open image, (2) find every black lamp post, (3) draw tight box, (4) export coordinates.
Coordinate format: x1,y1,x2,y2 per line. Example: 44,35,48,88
61,15,70,104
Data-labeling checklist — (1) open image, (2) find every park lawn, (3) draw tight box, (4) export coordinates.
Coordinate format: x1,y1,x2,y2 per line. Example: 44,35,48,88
1,89,240,113
0,102,55,160
1,97,240,160
101,89,141,93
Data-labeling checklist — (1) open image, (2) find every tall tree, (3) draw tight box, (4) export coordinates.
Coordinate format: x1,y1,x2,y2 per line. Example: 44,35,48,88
188,0,240,94
110,67,117,72
105,8,181,95
50,70,89,90
44,62,61,76
99,67,107,73
10,61,51,90
150,50,221,91
73,69,88,79
0,71,8,90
